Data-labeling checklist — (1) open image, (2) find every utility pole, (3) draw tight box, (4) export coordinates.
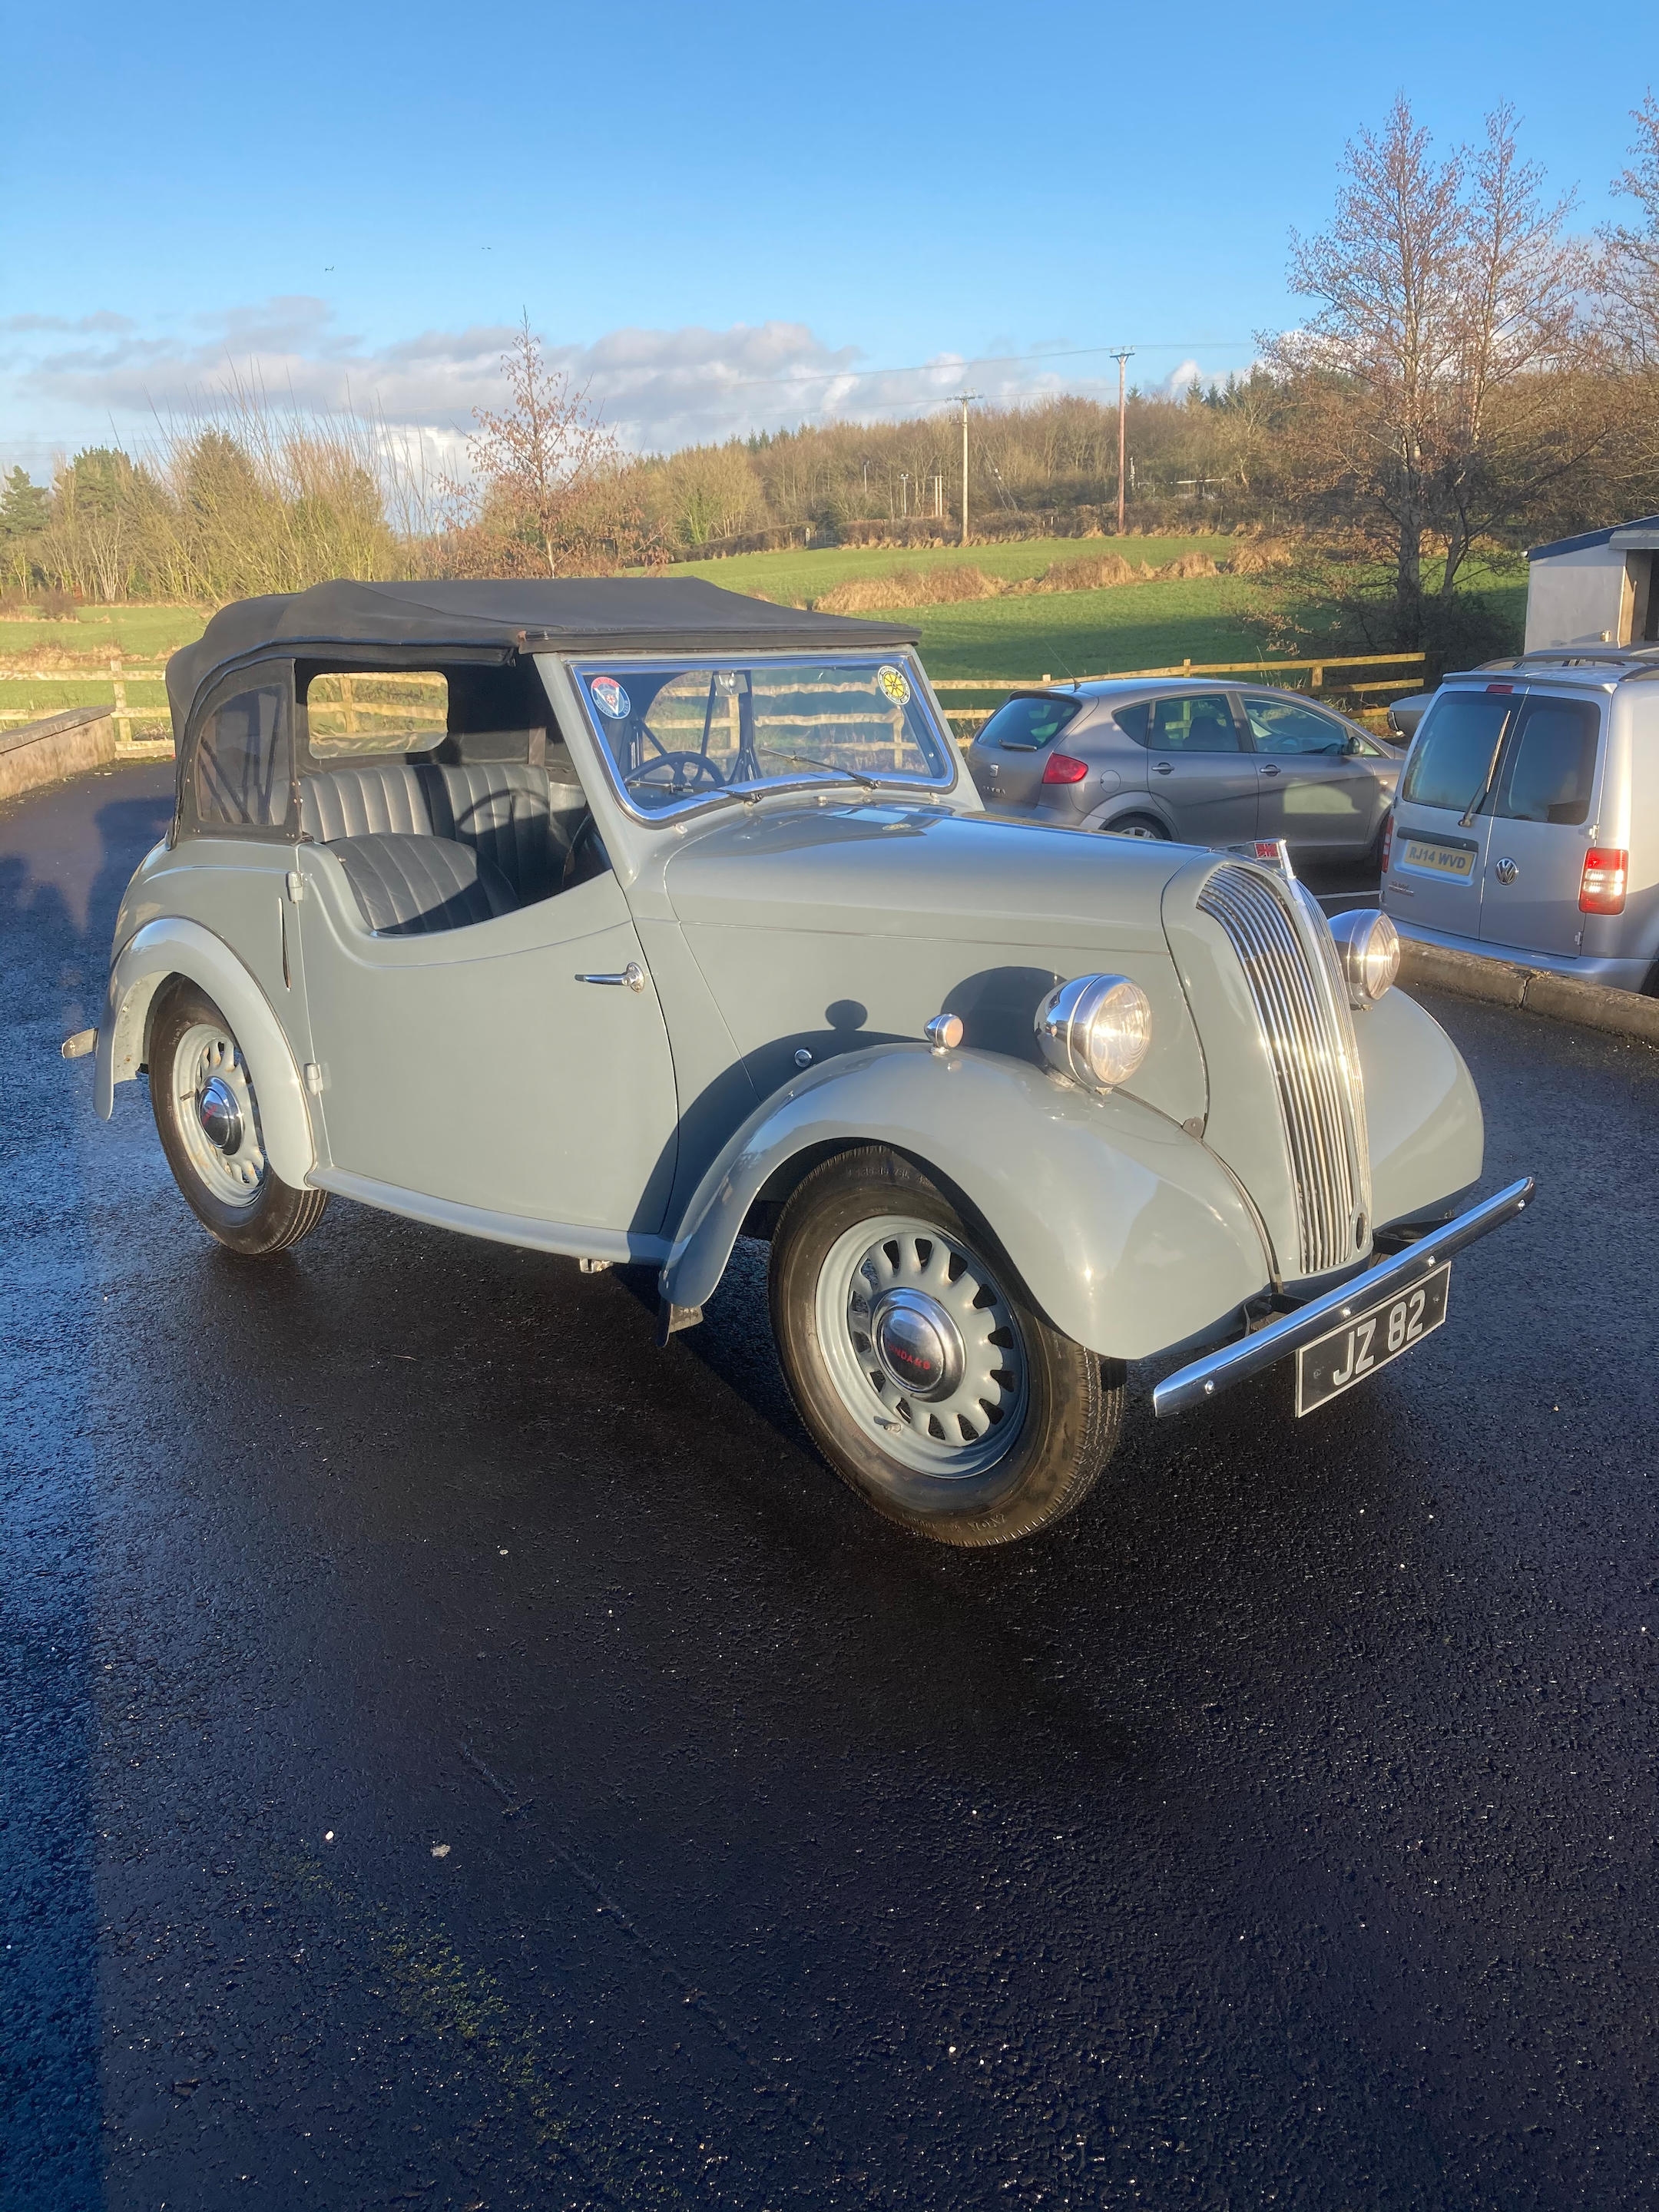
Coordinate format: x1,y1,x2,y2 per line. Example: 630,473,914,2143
1111,350,1134,535
899,472,909,519
951,391,980,545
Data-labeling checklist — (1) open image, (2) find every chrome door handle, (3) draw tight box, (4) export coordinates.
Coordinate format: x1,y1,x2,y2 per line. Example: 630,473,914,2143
1260,763,1281,777
575,962,647,992
1154,761,1174,775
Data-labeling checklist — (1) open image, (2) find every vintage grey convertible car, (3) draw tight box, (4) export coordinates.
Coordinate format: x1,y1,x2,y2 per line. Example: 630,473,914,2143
74,579,1532,1546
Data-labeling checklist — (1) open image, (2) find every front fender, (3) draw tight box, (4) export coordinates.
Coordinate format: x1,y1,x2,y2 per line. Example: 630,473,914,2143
96,918,317,1187
660,1043,1271,1359
1357,985,1485,1225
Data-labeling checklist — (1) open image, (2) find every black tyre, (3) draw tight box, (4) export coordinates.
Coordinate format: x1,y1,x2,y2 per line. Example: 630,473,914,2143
149,979,328,1257
1104,813,1171,841
768,1147,1124,1546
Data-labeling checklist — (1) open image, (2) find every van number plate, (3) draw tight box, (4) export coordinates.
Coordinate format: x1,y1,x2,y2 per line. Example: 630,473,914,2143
1295,1263,1451,1415
1402,836,1475,879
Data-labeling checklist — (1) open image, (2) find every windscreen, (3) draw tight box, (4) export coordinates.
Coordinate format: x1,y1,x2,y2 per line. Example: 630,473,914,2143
1401,692,1515,813
571,656,953,813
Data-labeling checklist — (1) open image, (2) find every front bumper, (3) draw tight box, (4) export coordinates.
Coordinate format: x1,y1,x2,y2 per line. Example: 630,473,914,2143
1152,1177,1535,1417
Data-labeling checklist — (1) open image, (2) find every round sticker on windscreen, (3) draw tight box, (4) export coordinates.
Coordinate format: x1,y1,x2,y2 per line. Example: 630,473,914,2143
876,663,912,707
590,675,631,719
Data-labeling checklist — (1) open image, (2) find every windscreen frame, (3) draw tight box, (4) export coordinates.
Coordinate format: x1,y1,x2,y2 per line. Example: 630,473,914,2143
564,647,962,825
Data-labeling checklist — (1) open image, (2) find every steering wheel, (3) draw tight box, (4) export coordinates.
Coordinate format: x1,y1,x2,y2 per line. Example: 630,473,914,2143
629,750,725,790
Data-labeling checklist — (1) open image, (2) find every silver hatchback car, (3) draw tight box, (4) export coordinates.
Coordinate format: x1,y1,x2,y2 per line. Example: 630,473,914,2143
1382,646,1659,992
969,678,1401,859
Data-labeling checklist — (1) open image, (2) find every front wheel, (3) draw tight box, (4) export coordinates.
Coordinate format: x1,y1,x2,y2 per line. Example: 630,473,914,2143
149,979,328,1256
768,1148,1124,1546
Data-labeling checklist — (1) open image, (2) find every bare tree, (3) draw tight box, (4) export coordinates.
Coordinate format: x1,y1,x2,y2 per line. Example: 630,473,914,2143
1600,92,1659,369
461,316,634,576
1268,97,1593,640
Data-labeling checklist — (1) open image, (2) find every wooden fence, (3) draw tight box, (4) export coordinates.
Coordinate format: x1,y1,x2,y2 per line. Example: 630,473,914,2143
0,647,1428,747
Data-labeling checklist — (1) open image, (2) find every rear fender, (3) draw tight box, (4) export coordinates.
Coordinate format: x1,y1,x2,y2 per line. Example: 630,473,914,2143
660,1042,1270,1360
97,918,317,1187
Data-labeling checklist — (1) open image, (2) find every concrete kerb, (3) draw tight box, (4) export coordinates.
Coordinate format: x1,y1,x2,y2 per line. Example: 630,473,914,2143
1400,939,1659,1048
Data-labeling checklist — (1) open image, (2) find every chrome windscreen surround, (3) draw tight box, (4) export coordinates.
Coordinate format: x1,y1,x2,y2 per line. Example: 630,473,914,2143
1196,863,1373,1278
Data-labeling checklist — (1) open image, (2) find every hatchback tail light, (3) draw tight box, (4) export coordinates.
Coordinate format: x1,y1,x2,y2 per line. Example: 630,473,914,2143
1041,753,1090,785
1579,847,1628,915
1379,813,1393,873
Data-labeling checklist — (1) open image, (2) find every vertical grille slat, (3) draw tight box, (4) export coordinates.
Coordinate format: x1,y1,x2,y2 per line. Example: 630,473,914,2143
1197,864,1371,1277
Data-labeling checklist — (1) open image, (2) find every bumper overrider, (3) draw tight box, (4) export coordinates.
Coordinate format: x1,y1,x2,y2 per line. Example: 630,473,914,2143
1152,1177,1535,1418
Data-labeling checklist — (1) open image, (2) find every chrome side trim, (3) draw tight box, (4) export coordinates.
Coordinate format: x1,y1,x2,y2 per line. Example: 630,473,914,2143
1198,863,1369,1275
1151,1177,1534,1417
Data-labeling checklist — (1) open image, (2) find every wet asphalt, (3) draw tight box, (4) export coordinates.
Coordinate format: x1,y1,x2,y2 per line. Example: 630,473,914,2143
3,763,1657,2212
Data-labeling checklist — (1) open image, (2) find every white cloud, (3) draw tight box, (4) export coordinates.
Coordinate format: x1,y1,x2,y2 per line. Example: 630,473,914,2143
0,297,1248,474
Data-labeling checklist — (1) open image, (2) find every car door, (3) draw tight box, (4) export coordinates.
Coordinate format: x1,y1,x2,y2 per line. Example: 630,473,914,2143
1141,691,1258,843
1476,691,1604,959
971,692,1085,810
1381,687,1516,940
295,858,680,1237
1241,692,1385,854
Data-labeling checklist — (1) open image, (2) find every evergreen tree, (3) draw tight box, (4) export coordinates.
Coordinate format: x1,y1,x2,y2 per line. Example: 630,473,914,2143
0,467,49,541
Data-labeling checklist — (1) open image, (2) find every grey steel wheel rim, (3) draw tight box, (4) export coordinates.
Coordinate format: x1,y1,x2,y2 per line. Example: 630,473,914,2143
1111,820,1166,839
815,1214,1028,1479
174,1022,267,1210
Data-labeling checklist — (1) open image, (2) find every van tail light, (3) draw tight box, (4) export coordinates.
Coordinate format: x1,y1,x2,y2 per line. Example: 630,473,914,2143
1579,848,1628,915
1379,813,1393,873
1042,753,1090,785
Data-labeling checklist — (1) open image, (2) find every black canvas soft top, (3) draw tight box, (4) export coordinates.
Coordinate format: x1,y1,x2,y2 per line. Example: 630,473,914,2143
166,577,922,732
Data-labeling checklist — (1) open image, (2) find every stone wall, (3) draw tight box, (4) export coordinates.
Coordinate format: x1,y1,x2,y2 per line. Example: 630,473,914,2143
0,708,118,804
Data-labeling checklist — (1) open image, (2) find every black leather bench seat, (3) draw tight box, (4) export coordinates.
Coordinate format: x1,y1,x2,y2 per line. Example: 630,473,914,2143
300,760,578,934
328,833,518,937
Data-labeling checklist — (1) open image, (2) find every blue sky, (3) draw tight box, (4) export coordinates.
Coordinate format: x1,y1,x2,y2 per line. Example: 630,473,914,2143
0,0,1650,475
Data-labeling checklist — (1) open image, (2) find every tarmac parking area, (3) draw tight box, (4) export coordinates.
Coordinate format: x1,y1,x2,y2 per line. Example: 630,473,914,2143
4,764,1657,2212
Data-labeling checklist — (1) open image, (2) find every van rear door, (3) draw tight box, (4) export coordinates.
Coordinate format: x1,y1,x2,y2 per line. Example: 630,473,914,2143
1475,692,1603,959
1382,689,1515,939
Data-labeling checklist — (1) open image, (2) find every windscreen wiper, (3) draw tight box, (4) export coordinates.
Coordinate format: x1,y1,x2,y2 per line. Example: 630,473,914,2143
753,748,881,790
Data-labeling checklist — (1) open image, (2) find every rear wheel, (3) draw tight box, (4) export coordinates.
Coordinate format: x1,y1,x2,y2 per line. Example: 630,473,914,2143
149,979,328,1257
1104,813,1170,841
769,1148,1124,1546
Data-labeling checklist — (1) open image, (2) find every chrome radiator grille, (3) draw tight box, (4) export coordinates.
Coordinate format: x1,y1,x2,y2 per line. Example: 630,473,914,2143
1197,863,1371,1277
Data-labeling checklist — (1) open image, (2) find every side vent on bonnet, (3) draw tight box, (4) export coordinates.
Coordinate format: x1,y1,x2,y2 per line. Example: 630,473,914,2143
1197,863,1372,1277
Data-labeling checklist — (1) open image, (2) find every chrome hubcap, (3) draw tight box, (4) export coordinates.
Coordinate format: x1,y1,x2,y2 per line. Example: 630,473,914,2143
175,1023,266,1210
816,1214,1028,1479
197,1075,243,1155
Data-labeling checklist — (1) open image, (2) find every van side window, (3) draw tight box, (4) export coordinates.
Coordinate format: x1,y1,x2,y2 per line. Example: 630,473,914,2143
194,685,292,828
1489,697,1600,826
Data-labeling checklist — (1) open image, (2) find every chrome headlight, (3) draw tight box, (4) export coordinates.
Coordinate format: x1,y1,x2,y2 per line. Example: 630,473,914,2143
1035,973,1153,1091
1328,909,1400,1008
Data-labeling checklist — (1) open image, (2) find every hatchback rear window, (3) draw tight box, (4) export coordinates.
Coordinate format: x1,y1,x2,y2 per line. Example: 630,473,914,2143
979,694,1081,749
1401,693,1514,813
1489,696,1601,826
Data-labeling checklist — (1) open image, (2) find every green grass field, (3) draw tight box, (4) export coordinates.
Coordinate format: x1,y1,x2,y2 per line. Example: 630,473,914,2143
0,547,1526,734
670,536,1270,683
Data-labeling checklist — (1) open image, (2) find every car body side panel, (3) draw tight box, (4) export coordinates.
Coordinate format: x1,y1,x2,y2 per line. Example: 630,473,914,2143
659,1043,1271,1360
96,916,317,1187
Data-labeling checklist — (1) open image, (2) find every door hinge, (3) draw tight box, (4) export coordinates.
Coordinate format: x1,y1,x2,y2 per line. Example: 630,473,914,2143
286,870,305,903
304,1061,326,1094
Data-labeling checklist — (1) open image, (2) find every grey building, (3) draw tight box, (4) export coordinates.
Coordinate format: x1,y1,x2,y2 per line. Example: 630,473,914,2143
1524,514,1659,650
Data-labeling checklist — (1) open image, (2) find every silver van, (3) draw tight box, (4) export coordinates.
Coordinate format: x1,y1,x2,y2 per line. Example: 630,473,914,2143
1382,647,1659,992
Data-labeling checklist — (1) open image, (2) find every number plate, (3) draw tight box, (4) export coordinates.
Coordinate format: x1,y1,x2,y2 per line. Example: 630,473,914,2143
1401,836,1476,879
1294,1263,1451,1416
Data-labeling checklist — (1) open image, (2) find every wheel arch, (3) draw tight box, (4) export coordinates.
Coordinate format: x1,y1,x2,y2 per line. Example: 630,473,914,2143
661,1042,1271,1360
97,919,318,1187
1080,796,1177,838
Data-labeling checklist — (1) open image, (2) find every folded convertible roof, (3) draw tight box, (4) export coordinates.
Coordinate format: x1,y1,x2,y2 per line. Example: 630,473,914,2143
166,577,923,731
